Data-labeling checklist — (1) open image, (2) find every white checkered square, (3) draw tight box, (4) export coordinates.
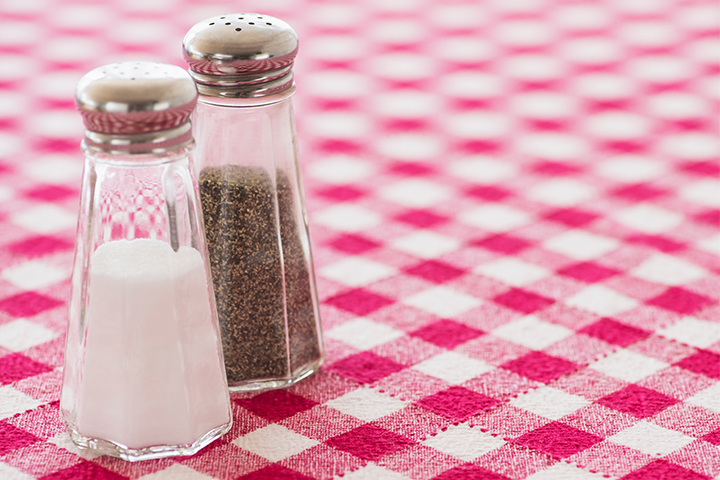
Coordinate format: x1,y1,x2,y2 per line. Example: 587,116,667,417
378,179,452,208
0,319,59,352
325,387,408,422
516,132,587,160
628,56,698,85
657,317,720,349
305,111,370,139
22,155,83,184
594,155,666,183
491,316,574,350
501,52,567,83
412,351,493,384
422,423,505,461
320,257,396,287
659,132,717,160
374,132,444,161
526,462,613,480
613,204,684,234
32,113,82,139
445,111,513,139
686,383,720,413
0,463,33,480
679,179,720,207
608,421,694,456
47,431,101,460
342,463,412,480
233,424,319,462
48,431,102,460
678,5,720,31
0,186,11,203
543,230,619,260
588,349,669,383
458,204,531,232
391,231,461,259
697,233,720,257
430,35,497,66
440,71,503,101
474,258,551,287
0,386,43,420
1,260,69,290
306,155,375,184
137,464,214,480
570,72,635,100
369,53,439,82
0,90,29,117
583,111,650,140
629,254,707,286
313,204,382,232
403,286,483,317
510,386,591,420
526,179,596,207
10,205,77,234
372,90,440,119
447,156,519,184
620,22,681,49
565,285,638,316
510,91,579,120
304,68,368,100
325,318,404,350
648,92,709,120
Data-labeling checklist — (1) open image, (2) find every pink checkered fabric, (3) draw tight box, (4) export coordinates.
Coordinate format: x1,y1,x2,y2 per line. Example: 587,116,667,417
0,0,718,478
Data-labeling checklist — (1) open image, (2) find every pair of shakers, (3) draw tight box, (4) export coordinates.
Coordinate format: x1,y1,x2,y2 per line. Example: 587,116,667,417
60,14,324,461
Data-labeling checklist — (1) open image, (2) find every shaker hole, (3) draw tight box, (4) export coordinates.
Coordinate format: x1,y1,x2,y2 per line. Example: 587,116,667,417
209,22,215,25
235,27,242,31
220,16,225,19
225,22,231,25
266,22,272,25
248,22,254,25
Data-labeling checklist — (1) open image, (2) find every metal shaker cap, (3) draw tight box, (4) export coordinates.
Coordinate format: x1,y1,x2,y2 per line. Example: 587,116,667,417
183,13,298,98
75,61,197,154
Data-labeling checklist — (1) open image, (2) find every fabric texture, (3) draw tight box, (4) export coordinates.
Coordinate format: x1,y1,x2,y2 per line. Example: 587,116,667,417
0,0,718,478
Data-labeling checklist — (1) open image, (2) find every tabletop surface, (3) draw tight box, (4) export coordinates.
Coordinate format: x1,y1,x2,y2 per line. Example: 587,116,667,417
0,0,719,479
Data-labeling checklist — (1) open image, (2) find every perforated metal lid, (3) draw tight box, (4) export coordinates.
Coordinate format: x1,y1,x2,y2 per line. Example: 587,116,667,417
183,13,298,98
75,61,197,153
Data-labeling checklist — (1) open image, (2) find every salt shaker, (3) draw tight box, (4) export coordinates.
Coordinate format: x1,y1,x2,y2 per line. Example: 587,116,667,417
183,14,324,391
61,61,232,461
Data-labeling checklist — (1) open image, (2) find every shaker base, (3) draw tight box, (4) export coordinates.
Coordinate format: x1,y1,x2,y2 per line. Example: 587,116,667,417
67,421,232,462
228,358,323,392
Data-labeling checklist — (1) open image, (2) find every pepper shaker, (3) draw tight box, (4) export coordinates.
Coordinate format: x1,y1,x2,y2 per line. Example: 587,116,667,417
61,61,231,461
183,14,324,391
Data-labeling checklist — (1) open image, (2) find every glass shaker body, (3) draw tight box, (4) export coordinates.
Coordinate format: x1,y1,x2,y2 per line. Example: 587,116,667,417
192,91,324,391
61,145,232,461
62,59,232,461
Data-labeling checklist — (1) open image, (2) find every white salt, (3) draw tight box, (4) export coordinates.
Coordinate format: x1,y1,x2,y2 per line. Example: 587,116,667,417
76,238,230,449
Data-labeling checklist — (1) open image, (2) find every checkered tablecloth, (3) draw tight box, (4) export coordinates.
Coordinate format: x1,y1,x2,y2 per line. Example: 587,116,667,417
1,0,719,478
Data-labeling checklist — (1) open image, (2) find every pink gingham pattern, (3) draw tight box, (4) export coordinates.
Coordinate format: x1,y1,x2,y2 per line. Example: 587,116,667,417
1,0,719,478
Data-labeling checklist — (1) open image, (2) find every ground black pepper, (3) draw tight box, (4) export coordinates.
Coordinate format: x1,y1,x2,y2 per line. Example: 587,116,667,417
198,165,321,385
